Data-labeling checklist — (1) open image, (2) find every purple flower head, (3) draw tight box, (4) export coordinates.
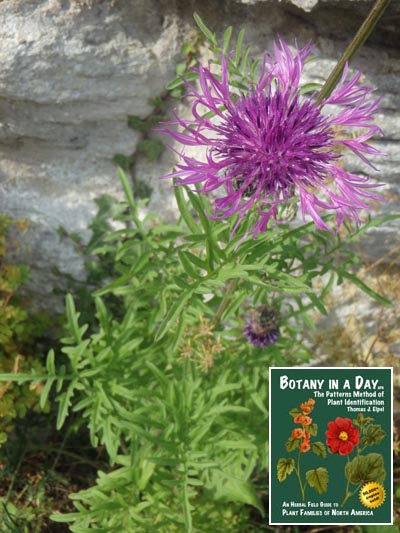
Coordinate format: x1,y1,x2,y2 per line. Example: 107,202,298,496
161,39,384,236
243,305,280,348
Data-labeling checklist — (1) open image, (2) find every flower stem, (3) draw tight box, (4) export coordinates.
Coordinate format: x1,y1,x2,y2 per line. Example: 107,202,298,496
316,0,391,104
211,277,239,330
341,484,361,507
295,449,306,502
340,475,352,507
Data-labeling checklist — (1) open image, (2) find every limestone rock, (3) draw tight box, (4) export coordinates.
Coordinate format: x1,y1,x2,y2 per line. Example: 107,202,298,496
0,0,182,310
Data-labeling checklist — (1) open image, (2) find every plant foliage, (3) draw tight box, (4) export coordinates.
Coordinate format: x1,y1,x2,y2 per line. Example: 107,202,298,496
0,215,49,448
0,15,396,532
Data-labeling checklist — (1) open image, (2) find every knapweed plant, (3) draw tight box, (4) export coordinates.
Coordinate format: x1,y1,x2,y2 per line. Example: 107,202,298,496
0,4,395,531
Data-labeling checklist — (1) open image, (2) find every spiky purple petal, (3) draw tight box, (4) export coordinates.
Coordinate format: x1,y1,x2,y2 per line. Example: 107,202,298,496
243,323,279,348
160,39,384,236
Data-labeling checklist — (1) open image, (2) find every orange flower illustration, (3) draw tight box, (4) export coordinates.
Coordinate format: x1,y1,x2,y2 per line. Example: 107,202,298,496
291,428,305,440
298,415,312,426
300,402,312,414
277,398,328,501
299,440,311,453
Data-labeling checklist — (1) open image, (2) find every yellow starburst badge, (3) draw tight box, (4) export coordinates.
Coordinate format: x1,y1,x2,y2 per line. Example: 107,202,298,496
359,482,385,509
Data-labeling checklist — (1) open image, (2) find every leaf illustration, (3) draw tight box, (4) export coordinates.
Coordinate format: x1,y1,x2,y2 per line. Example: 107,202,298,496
308,423,318,437
353,412,374,428
361,424,386,446
277,458,295,482
345,453,386,485
312,441,327,458
289,407,301,418
306,467,329,494
285,437,300,452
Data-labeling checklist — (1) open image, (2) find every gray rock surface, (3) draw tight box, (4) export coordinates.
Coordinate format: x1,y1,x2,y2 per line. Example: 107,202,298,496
0,0,398,314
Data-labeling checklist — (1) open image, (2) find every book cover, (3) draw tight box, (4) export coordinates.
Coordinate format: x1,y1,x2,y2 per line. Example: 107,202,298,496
269,367,393,525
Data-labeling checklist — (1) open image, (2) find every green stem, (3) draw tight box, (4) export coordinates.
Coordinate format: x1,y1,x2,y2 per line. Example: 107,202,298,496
118,167,145,234
341,483,361,507
211,277,239,330
340,456,361,506
295,449,306,502
316,0,391,104
182,360,193,533
182,465,193,533
340,472,352,507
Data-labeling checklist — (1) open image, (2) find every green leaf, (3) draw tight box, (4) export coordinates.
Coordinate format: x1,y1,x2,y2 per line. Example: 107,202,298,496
112,153,132,170
285,437,300,452
0,373,46,383
222,26,233,55
56,380,79,430
312,441,327,458
353,412,374,428
40,377,56,409
174,185,199,233
277,458,295,482
300,82,322,95
308,423,318,437
240,44,250,74
155,290,193,341
93,272,132,297
46,349,56,375
169,87,183,98
215,439,257,451
127,115,149,132
65,294,81,343
193,13,217,46
187,477,204,487
289,407,302,417
250,392,268,416
306,467,329,494
307,291,327,315
145,361,170,388
211,473,265,517
117,168,141,228
181,250,207,271
340,270,392,306
50,512,89,524
345,453,386,485
166,71,198,91
175,62,187,76
234,28,245,66
178,250,200,279
186,189,211,233
137,139,165,162
182,40,196,56
361,424,386,446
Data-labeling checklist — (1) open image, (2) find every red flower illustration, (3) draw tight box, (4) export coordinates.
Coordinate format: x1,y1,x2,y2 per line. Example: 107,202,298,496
326,417,360,455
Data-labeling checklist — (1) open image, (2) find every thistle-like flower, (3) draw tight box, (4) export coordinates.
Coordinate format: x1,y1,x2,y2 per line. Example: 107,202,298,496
243,305,280,348
161,39,383,236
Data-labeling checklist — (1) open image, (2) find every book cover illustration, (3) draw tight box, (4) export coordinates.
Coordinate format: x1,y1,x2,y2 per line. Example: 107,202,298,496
269,367,393,525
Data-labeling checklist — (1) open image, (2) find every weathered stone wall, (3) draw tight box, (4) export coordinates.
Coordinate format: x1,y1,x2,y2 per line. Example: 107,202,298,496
0,0,399,313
